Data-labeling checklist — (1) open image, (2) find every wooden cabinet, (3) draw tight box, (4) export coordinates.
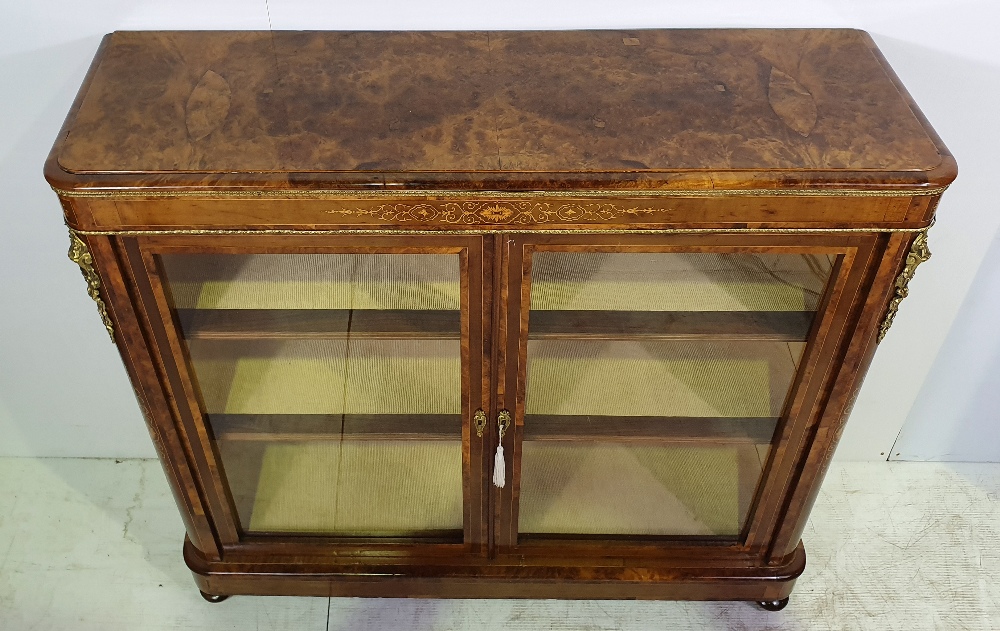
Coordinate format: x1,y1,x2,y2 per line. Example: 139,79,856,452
47,29,955,607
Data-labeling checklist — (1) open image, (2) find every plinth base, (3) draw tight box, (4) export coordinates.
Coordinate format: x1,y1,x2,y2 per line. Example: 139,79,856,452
184,537,804,602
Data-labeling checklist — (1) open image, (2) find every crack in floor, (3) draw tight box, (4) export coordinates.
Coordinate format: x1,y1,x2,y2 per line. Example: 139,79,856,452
122,463,146,542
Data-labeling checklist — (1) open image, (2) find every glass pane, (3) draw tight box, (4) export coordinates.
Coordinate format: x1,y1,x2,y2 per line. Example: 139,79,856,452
158,253,464,537
519,251,834,538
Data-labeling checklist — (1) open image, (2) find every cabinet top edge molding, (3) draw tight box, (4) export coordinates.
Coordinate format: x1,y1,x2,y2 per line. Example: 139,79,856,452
45,29,956,195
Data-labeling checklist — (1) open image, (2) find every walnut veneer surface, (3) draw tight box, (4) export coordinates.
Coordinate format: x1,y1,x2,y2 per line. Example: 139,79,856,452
49,29,953,193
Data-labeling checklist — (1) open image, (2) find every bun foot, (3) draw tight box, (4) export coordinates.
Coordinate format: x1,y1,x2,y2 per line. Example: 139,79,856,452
200,590,229,603
757,597,788,611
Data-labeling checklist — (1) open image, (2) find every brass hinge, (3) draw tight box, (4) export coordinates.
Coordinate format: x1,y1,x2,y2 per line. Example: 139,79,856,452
68,232,115,342
878,229,931,343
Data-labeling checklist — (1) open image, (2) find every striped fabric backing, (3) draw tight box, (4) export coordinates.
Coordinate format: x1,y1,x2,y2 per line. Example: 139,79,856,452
518,442,757,536
189,338,799,418
159,252,832,313
246,440,463,535
526,340,803,417
531,252,834,312
159,253,461,310
188,338,462,415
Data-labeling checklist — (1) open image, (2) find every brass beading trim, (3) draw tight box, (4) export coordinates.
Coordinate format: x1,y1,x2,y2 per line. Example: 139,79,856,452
69,226,930,236
51,185,949,199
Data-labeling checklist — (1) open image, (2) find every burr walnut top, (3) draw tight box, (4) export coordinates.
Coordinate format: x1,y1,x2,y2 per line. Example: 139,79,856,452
47,29,955,192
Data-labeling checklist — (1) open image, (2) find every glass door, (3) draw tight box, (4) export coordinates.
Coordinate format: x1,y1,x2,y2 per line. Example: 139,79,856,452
140,237,484,545
501,236,848,547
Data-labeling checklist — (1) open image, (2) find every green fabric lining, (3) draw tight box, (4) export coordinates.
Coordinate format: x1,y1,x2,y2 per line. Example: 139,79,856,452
188,339,462,415
526,340,800,417
519,442,754,536
160,253,462,310
247,441,463,535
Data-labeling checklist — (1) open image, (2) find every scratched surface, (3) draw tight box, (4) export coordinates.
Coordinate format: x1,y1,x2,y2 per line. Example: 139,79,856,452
1,458,998,630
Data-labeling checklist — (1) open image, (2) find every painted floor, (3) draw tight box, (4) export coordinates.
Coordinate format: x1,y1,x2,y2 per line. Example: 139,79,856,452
0,457,998,630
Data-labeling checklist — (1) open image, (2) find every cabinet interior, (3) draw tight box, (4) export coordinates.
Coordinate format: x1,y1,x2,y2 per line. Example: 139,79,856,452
152,247,835,541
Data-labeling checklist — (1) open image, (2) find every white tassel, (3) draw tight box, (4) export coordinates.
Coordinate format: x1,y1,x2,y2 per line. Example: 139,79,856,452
493,444,506,488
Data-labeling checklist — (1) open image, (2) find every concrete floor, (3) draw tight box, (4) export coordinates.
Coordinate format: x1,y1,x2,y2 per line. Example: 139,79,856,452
0,458,997,630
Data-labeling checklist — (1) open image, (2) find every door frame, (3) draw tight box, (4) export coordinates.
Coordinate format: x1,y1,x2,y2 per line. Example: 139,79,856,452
119,232,492,559
494,232,880,560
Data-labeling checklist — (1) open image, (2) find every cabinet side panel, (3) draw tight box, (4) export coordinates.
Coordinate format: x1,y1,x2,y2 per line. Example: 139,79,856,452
131,244,244,545
768,232,911,562
739,237,876,556
86,234,222,558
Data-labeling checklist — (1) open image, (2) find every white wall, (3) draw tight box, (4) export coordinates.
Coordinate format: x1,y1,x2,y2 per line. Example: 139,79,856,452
1,1,997,460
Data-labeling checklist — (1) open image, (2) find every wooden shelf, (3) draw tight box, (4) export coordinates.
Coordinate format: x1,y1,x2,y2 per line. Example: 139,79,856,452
210,413,776,445
529,310,814,341
210,413,462,441
523,415,777,445
178,309,812,342
177,309,460,340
